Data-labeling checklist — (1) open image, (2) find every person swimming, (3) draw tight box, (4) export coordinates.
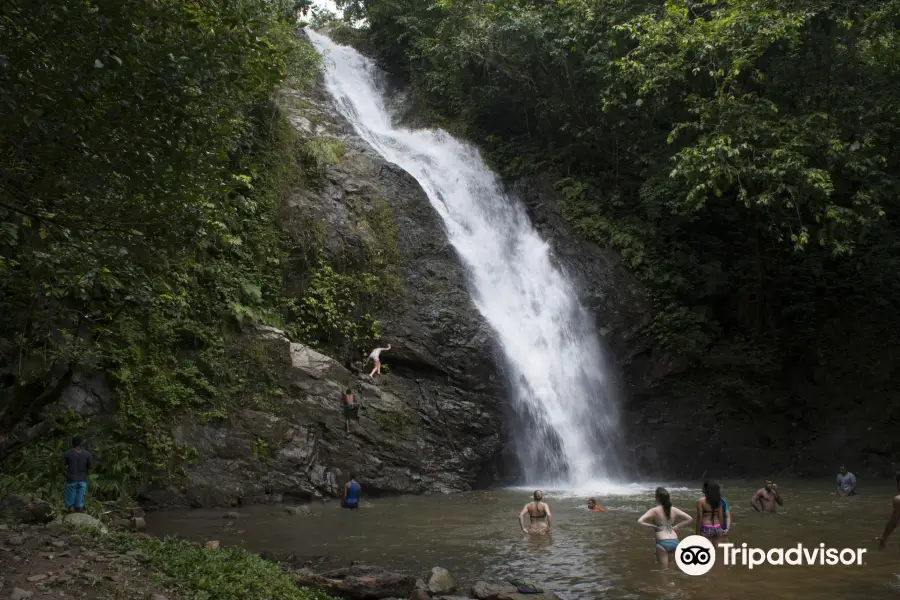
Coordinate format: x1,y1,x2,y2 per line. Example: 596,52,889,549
638,487,693,568
518,490,552,535
586,498,607,511
697,481,725,539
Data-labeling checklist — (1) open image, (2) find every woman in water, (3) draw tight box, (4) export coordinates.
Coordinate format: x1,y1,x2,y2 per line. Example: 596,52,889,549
367,344,391,378
518,490,552,535
696,481,725,539
637,487,693,568
704,481,732,535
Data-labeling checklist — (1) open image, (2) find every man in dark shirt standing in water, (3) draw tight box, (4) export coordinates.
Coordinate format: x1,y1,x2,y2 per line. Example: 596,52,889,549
63,436,94,513
751,480,783,513
837,466,857,496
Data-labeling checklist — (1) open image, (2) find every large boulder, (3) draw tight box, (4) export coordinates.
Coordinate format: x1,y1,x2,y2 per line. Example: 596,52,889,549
471,580,562,600
0,493,53,524
426,567,457,595
60,512,107,534
294,563,415,600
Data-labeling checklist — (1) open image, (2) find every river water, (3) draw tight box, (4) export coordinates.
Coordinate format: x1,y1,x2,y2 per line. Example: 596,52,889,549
146,480,900,599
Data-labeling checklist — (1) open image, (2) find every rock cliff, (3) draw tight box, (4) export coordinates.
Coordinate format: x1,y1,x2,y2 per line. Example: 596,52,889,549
141,76,509,506
147,326,502,506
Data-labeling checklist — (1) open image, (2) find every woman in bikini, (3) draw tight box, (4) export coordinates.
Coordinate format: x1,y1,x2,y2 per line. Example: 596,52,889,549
367,344,391,378
696,481,725,539
518,490,552,535
638,487,693,568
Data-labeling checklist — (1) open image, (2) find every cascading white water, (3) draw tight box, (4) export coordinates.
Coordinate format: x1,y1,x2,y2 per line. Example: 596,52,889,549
307,30,621,487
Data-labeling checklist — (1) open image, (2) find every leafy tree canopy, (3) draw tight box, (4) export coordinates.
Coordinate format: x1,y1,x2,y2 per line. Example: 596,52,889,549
332,0,900,427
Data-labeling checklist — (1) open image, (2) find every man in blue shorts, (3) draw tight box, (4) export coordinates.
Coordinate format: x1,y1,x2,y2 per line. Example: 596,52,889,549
63,436,94,513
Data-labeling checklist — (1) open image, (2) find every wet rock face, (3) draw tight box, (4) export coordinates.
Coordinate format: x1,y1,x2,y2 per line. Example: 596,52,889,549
149,327,503,506
281,81,506,393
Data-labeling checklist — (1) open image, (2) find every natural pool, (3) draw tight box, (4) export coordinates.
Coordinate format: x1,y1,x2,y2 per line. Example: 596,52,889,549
146,480,900,599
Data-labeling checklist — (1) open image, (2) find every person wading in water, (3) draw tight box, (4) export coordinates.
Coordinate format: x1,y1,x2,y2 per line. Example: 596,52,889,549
342,388,360,433
342,474,361,510
638,487,693,568
751,480,784,513
837,466,857,496
877,471,900,552
518,490,552,535
705,481,732,534
367,344,391,378
697,481,725,539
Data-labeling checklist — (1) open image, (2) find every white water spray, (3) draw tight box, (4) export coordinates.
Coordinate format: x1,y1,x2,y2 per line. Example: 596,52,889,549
307,31,621,487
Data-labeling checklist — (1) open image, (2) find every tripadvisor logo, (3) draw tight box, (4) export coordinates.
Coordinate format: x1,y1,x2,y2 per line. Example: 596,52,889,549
675,536,868,576
675,535,716,576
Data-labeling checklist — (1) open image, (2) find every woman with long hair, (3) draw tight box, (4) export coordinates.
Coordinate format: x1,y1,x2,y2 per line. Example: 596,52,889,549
638,487,693,568
704,481,731,535
696,481,725,539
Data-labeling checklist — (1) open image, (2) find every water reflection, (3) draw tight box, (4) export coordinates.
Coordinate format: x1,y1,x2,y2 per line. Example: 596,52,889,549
146,481,900,600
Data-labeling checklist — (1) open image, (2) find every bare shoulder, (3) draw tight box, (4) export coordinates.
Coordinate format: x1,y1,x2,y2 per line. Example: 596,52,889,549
892,494,900,506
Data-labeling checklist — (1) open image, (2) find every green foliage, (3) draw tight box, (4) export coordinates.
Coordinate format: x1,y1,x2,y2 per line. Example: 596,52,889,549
284,257,382,353
252,438,272,464
0,413,141,513
103,532,337,600
299,138,346,183
0,0,336,483
336,0,900,415
370,408,412,433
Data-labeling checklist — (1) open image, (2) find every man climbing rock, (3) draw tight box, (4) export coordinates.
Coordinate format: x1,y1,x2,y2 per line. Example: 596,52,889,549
63,436,94,513
342,388,360,432
367,343,391,378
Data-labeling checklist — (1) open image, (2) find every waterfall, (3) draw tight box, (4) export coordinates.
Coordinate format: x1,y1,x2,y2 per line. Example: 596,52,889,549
306,30,621,487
